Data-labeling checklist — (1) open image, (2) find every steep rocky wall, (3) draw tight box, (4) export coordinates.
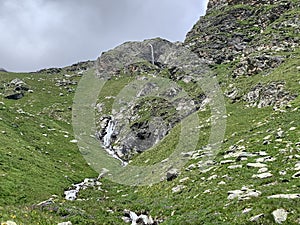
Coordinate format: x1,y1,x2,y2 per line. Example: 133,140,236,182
185,0,298,72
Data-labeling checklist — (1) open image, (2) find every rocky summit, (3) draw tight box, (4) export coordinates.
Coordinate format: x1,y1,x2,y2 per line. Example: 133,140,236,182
0,0,300,224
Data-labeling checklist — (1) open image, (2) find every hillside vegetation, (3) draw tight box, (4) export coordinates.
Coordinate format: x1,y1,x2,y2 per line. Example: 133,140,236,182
0,0,299,224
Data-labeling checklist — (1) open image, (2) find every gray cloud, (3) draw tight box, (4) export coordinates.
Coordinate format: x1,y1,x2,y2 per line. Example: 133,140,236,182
0,0,208,72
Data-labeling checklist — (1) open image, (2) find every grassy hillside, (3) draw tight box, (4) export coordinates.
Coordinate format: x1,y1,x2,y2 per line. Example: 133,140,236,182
0,1,300,224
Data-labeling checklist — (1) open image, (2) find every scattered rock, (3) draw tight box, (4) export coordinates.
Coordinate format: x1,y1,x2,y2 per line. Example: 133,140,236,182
292,171,300,179
249,213,264,222
234,55,284,77
295,162,300,171
228,165,243,169
247,163,268,168
244,82,295,108
179,177,190,183
36,197,55,207
64,178,102,201
256,156,276,163
5,92,24,100
172,185,186,193
242,208,253,214
267,194,300,199
1,221,17,225
272,209,288,224
220,160,235,164
258,167,269,173
57,222,72,225
228,186,261,200
122,210,159,225
252,172,273,179
166,168,179,181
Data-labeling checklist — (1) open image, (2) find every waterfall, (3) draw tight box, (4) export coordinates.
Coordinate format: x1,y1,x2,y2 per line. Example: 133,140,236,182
102,118,128,167
148,43,155,65
103,119,115,147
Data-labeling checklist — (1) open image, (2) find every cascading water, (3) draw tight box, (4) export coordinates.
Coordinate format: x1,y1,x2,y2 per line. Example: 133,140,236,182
103,119,115,147
102,118,128,166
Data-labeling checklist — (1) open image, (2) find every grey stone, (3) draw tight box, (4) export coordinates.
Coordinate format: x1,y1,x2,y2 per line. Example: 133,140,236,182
267,194,300,199
1,221,17,225
247,163,268,168
123,210,158,225
244,82,295,108
166,169,179,181
172,185,186,193
272,209,288,224
228,187,261,200
58,222,72,225
5,92,24,100
252,172,273,179
292,171,300,179
249,214,264,222
228,165,243,169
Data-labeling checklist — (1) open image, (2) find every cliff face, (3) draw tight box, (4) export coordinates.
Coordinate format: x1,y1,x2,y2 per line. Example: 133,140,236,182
185,0,299,77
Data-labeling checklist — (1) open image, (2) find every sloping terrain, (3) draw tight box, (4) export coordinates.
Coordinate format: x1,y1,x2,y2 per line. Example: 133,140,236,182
0,0,300,224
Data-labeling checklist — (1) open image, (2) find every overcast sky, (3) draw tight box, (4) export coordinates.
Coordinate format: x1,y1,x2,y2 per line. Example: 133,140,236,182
0,0,208,72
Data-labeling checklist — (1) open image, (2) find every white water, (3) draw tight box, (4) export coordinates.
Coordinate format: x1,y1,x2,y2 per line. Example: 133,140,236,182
103,119,115,147
102,119,128,166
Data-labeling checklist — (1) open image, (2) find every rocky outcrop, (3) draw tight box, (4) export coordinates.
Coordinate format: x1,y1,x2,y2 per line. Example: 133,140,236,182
185,0,298,77
3,78,31,100
244,81,296,108
95,38,210,161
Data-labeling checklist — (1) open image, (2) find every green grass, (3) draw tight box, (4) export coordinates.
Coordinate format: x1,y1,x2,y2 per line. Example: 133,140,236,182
1,2,300,224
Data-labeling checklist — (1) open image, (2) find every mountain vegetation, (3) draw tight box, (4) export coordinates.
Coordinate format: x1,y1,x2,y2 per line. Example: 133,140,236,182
0,0,299,224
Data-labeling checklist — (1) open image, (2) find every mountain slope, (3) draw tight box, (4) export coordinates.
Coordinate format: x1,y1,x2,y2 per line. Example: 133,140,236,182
0,0,300,224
